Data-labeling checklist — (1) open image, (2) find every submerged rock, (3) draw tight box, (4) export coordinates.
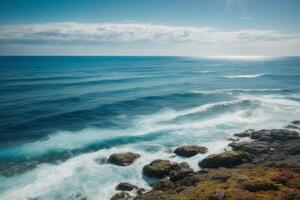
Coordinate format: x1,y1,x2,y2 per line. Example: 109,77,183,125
108,152,140,166
142,160,172,178
74,193,88,200
199,151,245,168
174,145,208,157
115,182,138,191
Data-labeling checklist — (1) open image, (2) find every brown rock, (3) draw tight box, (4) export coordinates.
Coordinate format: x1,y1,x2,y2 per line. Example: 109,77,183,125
207,189,227,200
142,160,172,178
115,182,138,191
108,152,140,166
152,178,175,191
168,162,194,182
174,145,208,157
199,151,244,168
242,178,279,192
111,192,131,200
229,141,271,155
251,129,299,142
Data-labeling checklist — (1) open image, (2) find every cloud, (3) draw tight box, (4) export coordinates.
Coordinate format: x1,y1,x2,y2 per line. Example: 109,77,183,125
0,22,299,45
242,17,253,20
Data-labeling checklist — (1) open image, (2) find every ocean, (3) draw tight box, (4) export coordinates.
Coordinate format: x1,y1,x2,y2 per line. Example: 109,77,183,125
0,56,300,199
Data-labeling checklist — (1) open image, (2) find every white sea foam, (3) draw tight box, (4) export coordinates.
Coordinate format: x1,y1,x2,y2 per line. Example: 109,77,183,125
222,73,265,79
199,70,214,73
2,94,299,159
1,94,300,200
191,88,283,95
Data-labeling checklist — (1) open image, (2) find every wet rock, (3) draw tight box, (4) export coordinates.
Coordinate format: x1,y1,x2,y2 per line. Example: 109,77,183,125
286,124,299,129
234,129,255,138
111,192,131,200
251,129,299,142
115,182,138,191
199,151,245,168
143,159,172,178
169,166,193,182
229,141,271,155
108,152,140,166
152,178,175,191
74,193,88,200
291,121,300,125
288,146,300,155
162,162,194,182
228,137,240,142
174,145,208,157
136,188,145,195
242,178,279,192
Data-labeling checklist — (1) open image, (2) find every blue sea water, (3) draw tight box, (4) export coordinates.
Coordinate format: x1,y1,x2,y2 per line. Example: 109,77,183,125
0,56,300,199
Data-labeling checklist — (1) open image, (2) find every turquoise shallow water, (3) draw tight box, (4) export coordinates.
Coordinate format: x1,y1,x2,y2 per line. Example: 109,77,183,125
0,56,300,199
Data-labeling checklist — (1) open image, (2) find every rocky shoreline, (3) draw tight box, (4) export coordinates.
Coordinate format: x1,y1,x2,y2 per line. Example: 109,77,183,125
105,121,300,200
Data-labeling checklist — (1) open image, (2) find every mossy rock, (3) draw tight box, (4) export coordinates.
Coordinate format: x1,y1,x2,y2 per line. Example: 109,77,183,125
242,178,279,192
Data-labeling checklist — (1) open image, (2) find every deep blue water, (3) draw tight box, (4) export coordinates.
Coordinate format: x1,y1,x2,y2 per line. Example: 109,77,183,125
0,56,300,199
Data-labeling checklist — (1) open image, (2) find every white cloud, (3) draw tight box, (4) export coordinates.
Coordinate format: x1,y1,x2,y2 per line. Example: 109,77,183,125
1,22,300,56
0,22,299,44
242,17,253,20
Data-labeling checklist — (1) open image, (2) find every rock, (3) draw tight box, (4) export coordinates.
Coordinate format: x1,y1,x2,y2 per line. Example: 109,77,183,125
178,174,200,186
174,145,208,157
211,173,231,182
115,182,137,191
169,167,193,182
108,152,140,166
250,129,299,142
271,172,295,185
229,142,271,155
136,188,145,195
207,189,227,200
288,146,300,155
199,151,245,168
170,162,193,171
111,192,131,200
74,193,87,200
143,160,172,178
164,162,194,182
152,178,175,191
280,189,300,200
228,137,240,142
234,129,255,138
242,178,279,192
291,121,300,125
286,125,299,129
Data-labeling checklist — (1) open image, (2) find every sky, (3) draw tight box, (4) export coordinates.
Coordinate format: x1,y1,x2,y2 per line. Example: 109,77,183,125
0,0,300,56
